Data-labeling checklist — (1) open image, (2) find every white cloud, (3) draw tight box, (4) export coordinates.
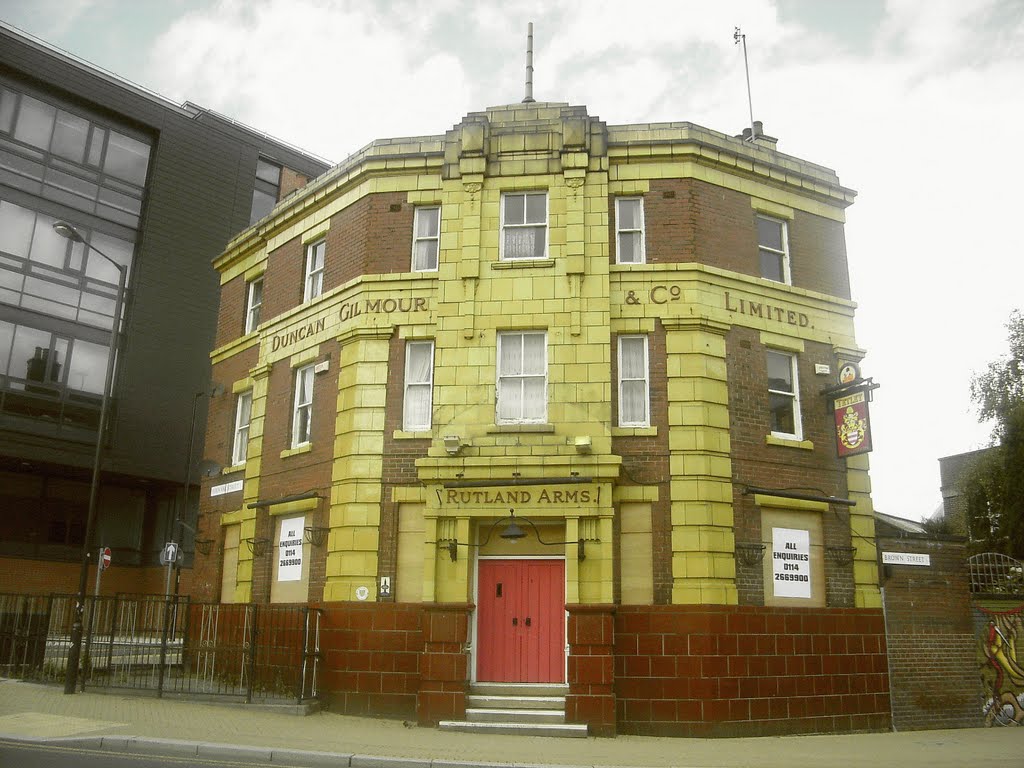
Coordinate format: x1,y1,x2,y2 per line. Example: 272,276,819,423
149,0,474,159
137,0,1024,520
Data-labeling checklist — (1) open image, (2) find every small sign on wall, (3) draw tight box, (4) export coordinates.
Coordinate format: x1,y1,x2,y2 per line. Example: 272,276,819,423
882,552,931,567
277,516,304,582
772,527,812,599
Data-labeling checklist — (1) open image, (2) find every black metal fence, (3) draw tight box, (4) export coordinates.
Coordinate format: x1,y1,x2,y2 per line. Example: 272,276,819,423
0,593,321,703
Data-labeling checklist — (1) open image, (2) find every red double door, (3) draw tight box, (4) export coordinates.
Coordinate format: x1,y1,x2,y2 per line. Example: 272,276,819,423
476,559,565,683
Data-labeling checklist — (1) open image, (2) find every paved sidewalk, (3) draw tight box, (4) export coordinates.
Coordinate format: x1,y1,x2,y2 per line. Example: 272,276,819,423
0,678,1021,767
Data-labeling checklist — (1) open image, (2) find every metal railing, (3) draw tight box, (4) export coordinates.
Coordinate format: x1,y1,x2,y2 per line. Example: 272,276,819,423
968,552,1024,596
0,593,321,703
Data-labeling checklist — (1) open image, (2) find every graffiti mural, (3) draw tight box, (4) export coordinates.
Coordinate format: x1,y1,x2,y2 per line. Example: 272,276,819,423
979,606,1024,725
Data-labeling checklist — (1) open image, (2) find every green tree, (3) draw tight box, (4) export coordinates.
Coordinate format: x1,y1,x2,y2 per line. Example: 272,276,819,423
964,310,1024,558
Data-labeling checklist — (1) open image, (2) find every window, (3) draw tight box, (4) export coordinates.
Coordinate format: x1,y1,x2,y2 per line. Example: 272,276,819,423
291,365,314,447
250,158,281,224
757,215,790,283
403,340,434,431
761,508,824,607
303,241,325,301
244,277,263,334
497,331,547,423
412,207,440,272
501,192,547,260
231,391,252,466
615,198,645,264
0,82,151,229
767,350,801,439
0,320,109,397
618,335,650,427
0,200,134,331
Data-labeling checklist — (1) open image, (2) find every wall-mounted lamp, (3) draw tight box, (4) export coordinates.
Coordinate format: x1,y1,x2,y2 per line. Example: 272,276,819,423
439,510,592,562
444,435,465,456
573,435,592,455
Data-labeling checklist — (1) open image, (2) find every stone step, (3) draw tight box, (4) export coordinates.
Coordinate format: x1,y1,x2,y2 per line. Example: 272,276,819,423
466,694,566,710
469,682,568,697
437,720,588,738
465,707,565,724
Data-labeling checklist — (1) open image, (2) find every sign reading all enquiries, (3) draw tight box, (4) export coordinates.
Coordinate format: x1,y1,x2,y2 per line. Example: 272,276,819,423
277,516,304,582
772,527,811,598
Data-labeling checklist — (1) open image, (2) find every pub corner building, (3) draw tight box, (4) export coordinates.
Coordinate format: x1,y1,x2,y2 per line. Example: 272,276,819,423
195,96,887,737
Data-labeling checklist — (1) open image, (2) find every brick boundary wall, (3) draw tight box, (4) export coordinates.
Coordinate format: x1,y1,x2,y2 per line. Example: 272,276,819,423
878,534,981,730
318,603,423,718
614,605,891,737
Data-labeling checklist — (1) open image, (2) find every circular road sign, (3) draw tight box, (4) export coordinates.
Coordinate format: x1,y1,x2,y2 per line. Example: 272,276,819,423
100,547,112,571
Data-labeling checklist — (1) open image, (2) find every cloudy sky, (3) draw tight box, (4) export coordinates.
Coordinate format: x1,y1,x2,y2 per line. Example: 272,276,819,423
2,0,1022,521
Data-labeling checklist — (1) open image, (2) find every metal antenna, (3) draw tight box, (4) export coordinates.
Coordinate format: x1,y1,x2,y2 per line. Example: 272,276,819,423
523,22,535,103
734,27,756,140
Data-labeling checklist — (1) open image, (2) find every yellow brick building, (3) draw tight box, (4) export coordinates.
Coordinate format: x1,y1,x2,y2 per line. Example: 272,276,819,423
197,102,888,737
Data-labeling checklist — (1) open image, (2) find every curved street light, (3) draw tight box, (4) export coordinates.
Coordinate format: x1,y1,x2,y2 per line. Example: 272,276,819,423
52,220,128,695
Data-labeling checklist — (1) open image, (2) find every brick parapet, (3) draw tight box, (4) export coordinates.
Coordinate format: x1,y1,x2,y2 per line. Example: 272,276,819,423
614,605,890,737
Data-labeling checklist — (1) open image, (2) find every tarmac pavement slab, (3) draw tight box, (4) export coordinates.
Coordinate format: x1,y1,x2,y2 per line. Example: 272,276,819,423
1,678,1023,768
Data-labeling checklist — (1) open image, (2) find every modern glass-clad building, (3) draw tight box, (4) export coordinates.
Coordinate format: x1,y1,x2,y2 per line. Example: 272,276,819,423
0,22,329,591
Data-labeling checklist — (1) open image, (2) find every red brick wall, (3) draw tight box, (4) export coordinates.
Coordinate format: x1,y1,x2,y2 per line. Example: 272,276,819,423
622,178,850,299
416,603,471,725
279,167,315,200
567,605,617,736
790,210,851,299
878,535,980,730
378,333,430,586
726,326,855,607
614,605,891,737
215,275,246,348
254,193,414,328
319,602,423,718
262,235,304,321
323,192,413,294
610,322,672,604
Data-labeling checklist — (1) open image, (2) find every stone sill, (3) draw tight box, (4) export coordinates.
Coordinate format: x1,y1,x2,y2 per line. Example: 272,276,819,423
765,434,814,451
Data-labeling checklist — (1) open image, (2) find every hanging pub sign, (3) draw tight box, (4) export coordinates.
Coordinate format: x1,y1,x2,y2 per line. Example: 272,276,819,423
834,390,872,458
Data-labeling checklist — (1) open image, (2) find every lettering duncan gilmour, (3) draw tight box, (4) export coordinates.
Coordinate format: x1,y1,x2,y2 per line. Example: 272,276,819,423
269,297,429,352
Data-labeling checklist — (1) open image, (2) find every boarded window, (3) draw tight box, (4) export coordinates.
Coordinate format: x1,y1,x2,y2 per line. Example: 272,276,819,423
396,504,425,603
620,503,654,604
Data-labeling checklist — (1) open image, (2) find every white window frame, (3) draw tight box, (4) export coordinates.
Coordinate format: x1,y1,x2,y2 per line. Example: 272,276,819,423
767,350,802,440
618,335,650,427
500,191,548,261
757,215,790,284
291,364,314,447
403,340,434,431
496,331,547,424
231,391,252,466
411,207,440,272
244,277,263,334
615,197,646,264
303,240,325,301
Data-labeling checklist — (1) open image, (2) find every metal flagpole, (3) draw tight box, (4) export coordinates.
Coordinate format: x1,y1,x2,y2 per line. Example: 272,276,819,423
734,27,756,140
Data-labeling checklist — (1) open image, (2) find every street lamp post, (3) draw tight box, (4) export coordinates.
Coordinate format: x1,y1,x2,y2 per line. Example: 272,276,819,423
166,390,204,597
53,220,128,695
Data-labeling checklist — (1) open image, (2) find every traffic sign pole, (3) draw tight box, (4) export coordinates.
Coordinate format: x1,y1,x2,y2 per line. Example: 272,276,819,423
93,546,103,597
93,546,111,597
